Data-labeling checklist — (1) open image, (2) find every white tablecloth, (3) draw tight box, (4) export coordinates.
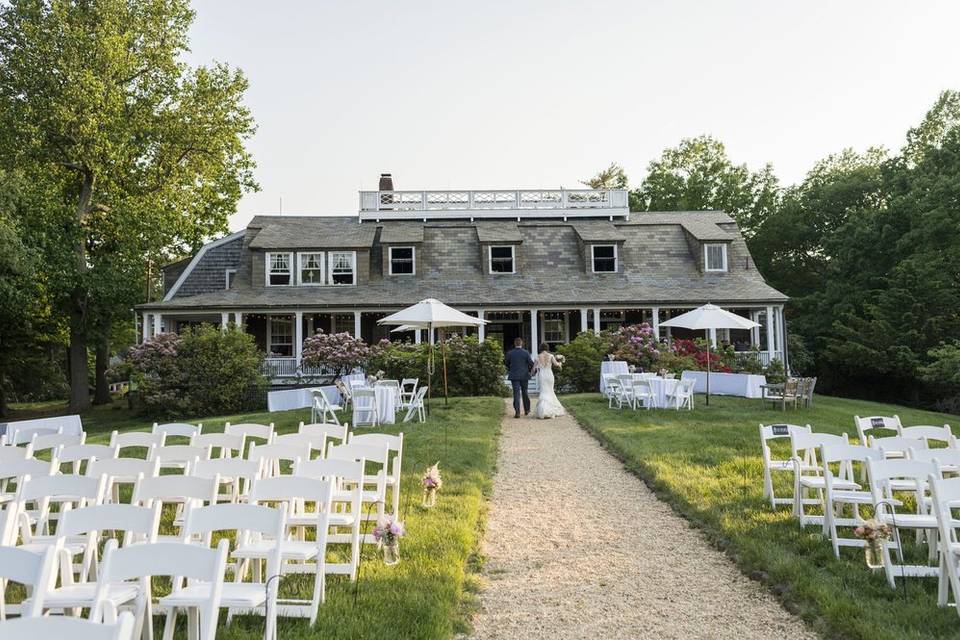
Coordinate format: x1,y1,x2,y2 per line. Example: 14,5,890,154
267,386,340,412
353,385,398,426
644,377,680,408
600,361,630,393
681,371,767,398
0,415,84,441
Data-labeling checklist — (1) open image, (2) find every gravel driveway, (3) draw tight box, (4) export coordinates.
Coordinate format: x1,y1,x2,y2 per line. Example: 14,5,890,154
469,400,816,640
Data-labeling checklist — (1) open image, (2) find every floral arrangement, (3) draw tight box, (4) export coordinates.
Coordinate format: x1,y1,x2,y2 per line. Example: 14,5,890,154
422,463,442,490
372,515,406,544
854,519,892,542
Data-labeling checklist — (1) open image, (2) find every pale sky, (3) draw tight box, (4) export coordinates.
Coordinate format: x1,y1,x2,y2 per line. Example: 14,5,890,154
185,1,960,232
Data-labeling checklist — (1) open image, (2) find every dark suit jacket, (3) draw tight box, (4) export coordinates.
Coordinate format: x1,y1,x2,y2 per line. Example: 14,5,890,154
504,347,534,381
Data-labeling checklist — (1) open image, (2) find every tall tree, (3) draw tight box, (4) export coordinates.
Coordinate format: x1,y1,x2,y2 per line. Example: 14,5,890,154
632,135,779,234
582,162,628,190
0,0,257,411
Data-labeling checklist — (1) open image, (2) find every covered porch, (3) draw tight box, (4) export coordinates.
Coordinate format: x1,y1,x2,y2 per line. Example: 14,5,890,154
140,303,787,381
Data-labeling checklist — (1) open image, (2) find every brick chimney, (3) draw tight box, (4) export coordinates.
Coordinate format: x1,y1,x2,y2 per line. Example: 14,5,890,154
378,173,394,191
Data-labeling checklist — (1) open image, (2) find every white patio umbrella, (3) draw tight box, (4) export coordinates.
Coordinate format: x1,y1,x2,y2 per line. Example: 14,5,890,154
659,303,760,405
378,299,487,405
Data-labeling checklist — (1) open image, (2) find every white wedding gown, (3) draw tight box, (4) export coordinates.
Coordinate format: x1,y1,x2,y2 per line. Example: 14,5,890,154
534,352,566,419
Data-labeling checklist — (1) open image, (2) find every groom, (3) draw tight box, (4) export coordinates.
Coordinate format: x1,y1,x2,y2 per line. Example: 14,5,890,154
504,337,535,418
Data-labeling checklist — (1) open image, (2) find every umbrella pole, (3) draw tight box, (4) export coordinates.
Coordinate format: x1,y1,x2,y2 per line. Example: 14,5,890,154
427,326,433,417
706,332,711,406
441,329,449,405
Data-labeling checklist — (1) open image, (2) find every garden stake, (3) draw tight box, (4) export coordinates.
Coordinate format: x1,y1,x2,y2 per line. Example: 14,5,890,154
353,500,386,606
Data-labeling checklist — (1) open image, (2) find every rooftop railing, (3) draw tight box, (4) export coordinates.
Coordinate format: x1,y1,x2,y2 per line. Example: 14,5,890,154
359,189,629,213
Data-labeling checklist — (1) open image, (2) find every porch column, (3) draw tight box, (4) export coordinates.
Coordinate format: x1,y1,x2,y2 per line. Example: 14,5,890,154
750,310,760,346
414,328,422,344
294,311,303,364
592,307,601,335
353,311,361,339
529,308,539,349
579,308,588,334
765,306,774,354
142,313,151,341
152,313,162,337
709,327,717,347
477,309,485,341
220,312,229,331
651,307,660,339
234,312,244,330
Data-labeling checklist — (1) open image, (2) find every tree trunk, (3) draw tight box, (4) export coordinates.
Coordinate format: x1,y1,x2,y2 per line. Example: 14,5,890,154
93,332,111,405
0,382,7,419
67,171,95,414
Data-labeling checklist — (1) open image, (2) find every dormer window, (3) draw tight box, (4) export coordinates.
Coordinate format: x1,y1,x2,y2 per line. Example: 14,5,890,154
266,252,292,286
489,246,515,274
389,247,415,275
298,252,325,285
329,251,356,285
704,243,728,272
591,245,617,273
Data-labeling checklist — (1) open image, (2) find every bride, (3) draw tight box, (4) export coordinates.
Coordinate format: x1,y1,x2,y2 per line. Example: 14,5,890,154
534,343,566,419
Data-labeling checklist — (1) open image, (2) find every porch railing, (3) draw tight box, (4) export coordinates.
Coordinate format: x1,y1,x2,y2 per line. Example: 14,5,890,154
261,358,334,378
733,350,783,367
359,189,629,213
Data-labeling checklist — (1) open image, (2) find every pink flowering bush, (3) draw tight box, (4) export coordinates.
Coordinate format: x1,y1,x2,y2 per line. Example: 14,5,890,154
300,329,371,379
609,323,662,371
122,332,189,415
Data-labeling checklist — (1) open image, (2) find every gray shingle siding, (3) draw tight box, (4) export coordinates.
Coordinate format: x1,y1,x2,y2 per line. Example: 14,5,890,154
172,237,243,298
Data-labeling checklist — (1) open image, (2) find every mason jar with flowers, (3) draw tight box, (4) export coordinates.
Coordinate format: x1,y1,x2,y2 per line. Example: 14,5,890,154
422,462,442,508
373,515,406,565
854,518,893,569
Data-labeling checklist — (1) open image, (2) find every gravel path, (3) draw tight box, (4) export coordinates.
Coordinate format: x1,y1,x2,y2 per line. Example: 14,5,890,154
470,400,816,640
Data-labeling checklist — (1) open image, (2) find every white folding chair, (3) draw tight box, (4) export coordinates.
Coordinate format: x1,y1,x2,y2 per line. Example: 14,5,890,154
294,458,364,581
929,475,960,615
149,444,211,473
855,414,902,445
224,422,275,450
867,457,940,588
299,421,348,446
109,431,165,456
193,458,263,504
57,443,117,475
30,431,85,455
177,503,287,640
87,457,160,504
152,422,202,442
399,378,419,407
327,442,389,522
16,473,106,544
33,503,161,613
910,447,960,476
7,425,63,446
0,611,136,640
819,443,885,558
352,388,380,427
615,374,636,409
667,378,695,410
349,432,403,517
901,424,956,449
131,474,220,542
0,545,57,619
311,388,343,426
790,431,852,526
403,386,427,423
274,432,327,460
759,423,811,510
0,458,56,504
235,476,334,624
249,442,311,478
0,444,33,463
870,435,929,460
93,539,228,640
192,432,245,460
631,378,656,409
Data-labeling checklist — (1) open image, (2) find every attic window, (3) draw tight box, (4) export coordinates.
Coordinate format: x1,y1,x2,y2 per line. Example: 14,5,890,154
489,246,515,274
225,269,237,289
329,251,356,285
266,252,293,286
704,243,728,272
591,245,617,273
389,247,415,275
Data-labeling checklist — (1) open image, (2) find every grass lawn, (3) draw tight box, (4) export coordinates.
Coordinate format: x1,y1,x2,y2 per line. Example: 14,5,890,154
563,392,960,640
5,396,504,640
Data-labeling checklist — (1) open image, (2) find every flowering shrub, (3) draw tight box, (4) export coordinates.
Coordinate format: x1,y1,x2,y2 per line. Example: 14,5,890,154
300,330,371,379
556,331,613,392
609,323,662,371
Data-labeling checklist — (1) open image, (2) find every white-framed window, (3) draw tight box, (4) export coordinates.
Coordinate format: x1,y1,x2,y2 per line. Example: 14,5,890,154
332,313,354,335
225,268,236,289
389,246,415,275
267,316,293,357
329,251,356,285
591,244,618,273
298,251,325,285
542,312,568,344
266,252,293,286
489,245,515,274
704,243,728,272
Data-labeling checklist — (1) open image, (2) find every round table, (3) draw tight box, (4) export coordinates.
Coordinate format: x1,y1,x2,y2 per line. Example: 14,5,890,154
353,385,398,425
632,375,679,408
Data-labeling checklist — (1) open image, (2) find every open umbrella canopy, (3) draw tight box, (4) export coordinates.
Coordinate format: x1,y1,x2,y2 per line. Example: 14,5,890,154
659,303,759,331
378,298,487,329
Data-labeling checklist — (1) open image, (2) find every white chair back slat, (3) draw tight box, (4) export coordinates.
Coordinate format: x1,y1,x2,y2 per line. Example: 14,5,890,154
854,415,903,444
191,432,245,459
900,424,955,448
0,611,136,640
298,422,348,445
30,431,85,453
224,422,275,444
0,546,57,619
152,422,202,440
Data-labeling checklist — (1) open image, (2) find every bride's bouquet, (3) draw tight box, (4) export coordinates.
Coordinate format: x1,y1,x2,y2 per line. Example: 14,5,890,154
555,354,566,363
